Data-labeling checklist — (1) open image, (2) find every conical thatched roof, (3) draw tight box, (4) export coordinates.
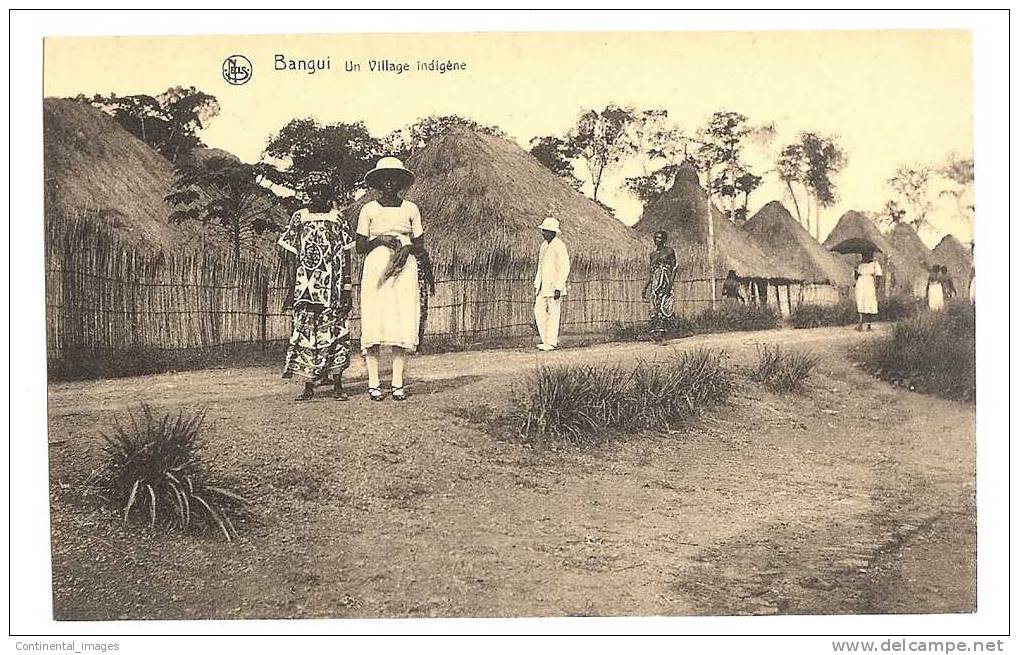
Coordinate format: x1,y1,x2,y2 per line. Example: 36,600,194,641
634,166,800,280
43,97,283,258
931,234,973,288
887,222,932,272
823,210,927,295
343,127,646,267
743,201,853,286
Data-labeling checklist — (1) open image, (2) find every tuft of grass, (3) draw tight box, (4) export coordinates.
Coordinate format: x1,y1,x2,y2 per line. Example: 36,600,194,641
693,302,781,334
880,294,922,322
611,303,779,343
748,344,821,393
857,300,975,402
789,300,858,328
514,348,731,444
88,404,247,541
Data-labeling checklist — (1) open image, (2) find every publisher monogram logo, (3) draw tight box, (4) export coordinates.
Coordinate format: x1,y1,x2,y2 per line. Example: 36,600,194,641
222,55,252,85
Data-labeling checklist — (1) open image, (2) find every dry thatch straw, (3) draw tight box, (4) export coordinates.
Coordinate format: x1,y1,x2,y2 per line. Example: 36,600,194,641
743,200,854,287
343,126,648,272
823,210,927,296
931,234,973,289
887,222,932,272
634,165,801,281
43,97,283,260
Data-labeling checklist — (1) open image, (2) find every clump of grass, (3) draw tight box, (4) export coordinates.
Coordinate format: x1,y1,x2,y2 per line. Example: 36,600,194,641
789,300,858,328
694,302,781,333
881,294,922,321
89,404,247,541
857,300,975,402
514,348,731,443
611,303,778,343
748,344,821,393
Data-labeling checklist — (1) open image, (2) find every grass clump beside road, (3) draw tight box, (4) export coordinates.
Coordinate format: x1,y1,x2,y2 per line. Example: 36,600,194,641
789,300,858,329
612,302,780,342
85,404,248,541
748,344,821,393
857,300,975,403
514,348,731,444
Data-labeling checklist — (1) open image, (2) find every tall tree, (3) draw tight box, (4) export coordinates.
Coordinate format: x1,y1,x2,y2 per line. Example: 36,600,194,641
86,87,220,163
261,118,382,207
938,152,975,226
775,143,809,230
774,132,846,239
567,104,636,203
620,109,686,206
800,132,847,240
733,170,763,222
165,156,280,261
887,164,934,230
529,135,582,188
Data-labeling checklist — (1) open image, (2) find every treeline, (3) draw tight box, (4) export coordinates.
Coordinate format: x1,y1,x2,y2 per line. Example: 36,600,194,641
75,89,973,260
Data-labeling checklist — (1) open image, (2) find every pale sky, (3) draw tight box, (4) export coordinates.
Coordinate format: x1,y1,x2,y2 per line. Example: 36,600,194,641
44,30,974,246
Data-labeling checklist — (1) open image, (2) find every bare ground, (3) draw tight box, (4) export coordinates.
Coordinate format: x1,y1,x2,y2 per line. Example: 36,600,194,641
46,326,975,620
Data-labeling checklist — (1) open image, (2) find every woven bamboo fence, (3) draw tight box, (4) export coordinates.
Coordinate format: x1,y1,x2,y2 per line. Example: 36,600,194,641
45,213,825,371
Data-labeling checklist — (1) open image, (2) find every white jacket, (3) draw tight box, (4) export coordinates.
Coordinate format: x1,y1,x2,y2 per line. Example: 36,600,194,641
534,236,571,297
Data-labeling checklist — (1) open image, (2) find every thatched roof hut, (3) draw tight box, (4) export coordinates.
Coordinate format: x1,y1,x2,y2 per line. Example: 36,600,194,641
823,210,927,295
634,166,800,281
887,222,932,272
343,127,646,268
43,97,284,258
743,201,853,286
931,234,973,289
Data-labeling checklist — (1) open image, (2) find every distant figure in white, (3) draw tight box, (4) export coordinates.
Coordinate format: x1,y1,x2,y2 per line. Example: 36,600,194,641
926,265,945,311
356,157,424,401
854,251,883,331
533,216,571,351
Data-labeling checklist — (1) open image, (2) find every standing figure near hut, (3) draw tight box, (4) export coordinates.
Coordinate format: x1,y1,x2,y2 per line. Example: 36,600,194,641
926,265,945,311
940,265,957,299
278,173,355,401
854,251,883,331
721,270,746,305
533,216,571,352
356,157,424,401
642,230,677,336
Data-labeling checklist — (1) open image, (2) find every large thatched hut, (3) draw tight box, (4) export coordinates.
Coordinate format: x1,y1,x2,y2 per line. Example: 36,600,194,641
43,97,284,259
634,165,802,315
887,223,932,297
743,200,853,306
931,234,973,293
344,127,650,336
823,210,927,297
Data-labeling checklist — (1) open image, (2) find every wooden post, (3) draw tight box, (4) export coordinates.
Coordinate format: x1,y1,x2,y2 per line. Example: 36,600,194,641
705,166,717,310
259,273,269,351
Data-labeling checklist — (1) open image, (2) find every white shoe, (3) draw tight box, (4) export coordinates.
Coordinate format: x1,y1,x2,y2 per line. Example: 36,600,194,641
536,343,554,351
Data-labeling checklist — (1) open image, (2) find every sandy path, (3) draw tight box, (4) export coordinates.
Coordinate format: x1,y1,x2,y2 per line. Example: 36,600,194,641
47,325,975,619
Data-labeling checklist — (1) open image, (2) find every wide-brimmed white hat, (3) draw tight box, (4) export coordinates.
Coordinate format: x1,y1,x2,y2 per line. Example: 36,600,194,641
537,216,560,233
364,157,415,189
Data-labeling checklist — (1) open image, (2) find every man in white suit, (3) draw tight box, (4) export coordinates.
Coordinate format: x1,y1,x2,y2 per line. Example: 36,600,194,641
533,216,571,351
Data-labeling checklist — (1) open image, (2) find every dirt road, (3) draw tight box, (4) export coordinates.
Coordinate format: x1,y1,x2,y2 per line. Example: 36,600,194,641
47,326,975,619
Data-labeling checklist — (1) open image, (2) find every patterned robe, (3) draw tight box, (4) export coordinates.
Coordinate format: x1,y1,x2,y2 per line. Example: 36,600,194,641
648,247,677,332
277,209,355,381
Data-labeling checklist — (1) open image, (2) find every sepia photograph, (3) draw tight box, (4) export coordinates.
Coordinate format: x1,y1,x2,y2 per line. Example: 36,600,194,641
10,10,1009,643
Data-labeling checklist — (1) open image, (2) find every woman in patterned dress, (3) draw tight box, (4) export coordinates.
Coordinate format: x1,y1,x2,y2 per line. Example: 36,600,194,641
277,174,355,401
642,230,677,336
356,157,425,401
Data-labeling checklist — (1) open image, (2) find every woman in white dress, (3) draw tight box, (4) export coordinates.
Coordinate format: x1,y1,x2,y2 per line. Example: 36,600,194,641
356,157,424,401
854,251,883,331
926,266,945,311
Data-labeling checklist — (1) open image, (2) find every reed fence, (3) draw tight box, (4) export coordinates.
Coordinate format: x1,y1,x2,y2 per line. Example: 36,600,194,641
45,213,834,376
